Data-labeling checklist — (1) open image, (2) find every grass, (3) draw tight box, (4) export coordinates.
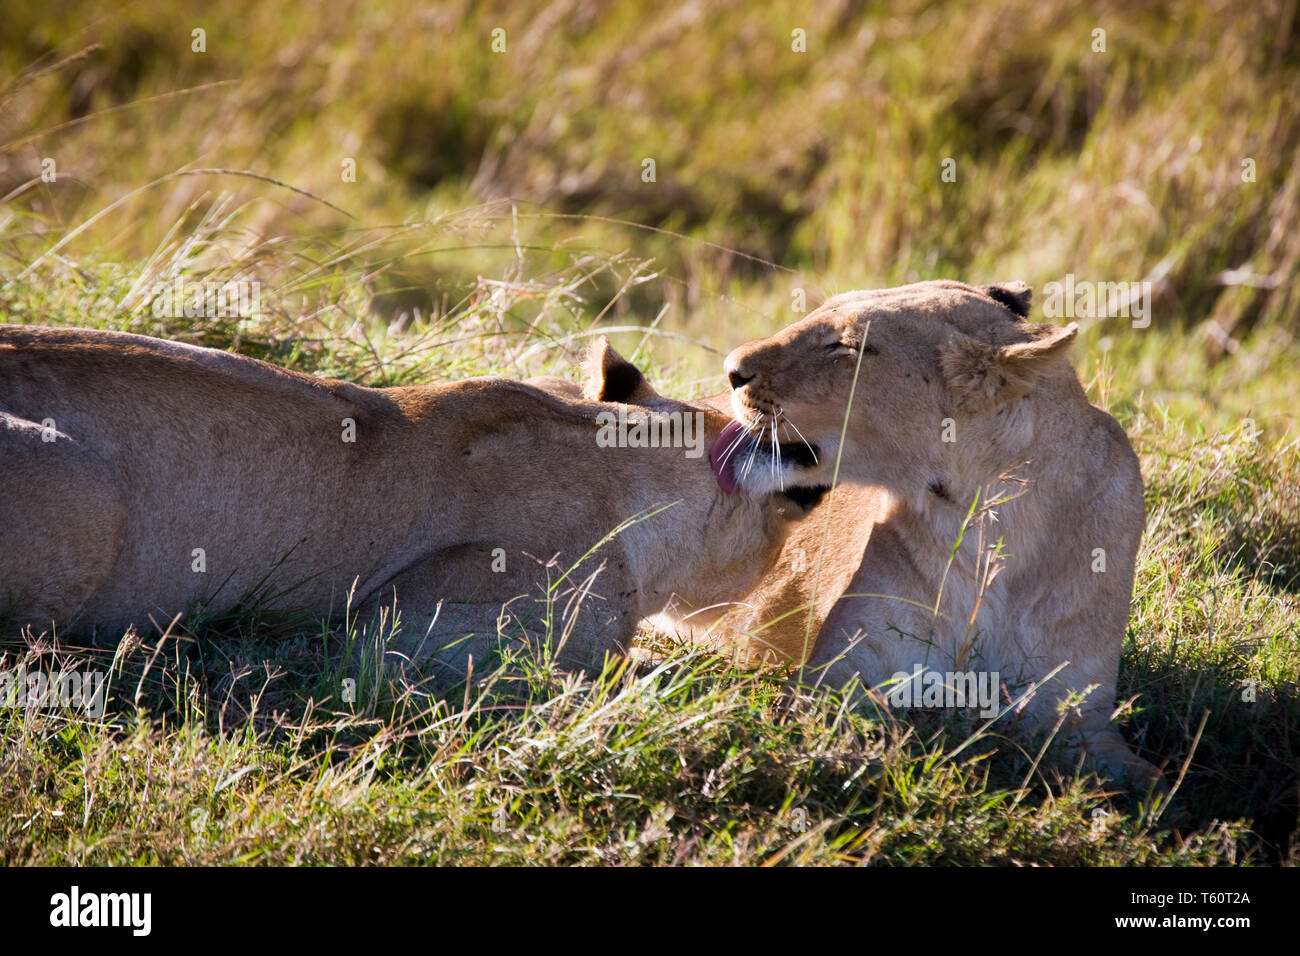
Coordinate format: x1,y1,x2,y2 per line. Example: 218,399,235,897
2,0,1298,865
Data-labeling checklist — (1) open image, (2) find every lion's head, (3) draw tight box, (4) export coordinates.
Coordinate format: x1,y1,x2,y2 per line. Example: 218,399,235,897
713,280,1079,504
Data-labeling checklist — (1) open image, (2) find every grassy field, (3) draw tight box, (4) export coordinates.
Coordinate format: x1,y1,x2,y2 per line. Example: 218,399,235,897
1,0,1298,865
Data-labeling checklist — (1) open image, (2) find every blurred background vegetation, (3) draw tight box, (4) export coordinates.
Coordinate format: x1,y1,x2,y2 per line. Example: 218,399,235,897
2,0,1299,864
1,0,1298,427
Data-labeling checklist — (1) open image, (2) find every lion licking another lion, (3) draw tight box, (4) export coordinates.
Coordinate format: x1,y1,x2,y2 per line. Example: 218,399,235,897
0,279,1156,784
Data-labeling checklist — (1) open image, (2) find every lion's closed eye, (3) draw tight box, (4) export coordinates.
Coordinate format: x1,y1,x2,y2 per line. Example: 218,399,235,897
829,340,877,355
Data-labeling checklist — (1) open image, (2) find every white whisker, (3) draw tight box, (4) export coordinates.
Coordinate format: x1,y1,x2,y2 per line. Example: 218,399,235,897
780,412,819,465
741,428,762,479
718,415,765,467
769,417,782,491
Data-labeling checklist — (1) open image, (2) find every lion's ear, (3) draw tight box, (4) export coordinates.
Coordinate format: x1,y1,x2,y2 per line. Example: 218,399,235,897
583,336,661,404
982,281,1032,317
939,323,1077,411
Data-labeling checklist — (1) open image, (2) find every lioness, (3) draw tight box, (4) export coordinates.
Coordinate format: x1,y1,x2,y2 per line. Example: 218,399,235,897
712,280,1155,783
0,326,818,670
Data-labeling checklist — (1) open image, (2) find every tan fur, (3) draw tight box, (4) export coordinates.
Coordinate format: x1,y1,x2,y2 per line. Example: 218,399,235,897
0,327,797,673
716,280,1156,784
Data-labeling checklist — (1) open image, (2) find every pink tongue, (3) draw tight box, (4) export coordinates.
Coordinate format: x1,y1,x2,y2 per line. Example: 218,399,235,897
709,420,749,494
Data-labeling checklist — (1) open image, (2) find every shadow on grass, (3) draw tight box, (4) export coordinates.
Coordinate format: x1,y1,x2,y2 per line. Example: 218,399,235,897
2,602,1293,865
1121,644,1300,863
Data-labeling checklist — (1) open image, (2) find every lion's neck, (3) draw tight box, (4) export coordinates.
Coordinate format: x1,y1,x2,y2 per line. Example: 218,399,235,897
643,493,792,624
888,390,1086,603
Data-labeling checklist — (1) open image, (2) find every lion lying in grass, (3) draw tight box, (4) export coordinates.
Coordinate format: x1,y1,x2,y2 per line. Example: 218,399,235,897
0,326,821,672
705,280,1157,784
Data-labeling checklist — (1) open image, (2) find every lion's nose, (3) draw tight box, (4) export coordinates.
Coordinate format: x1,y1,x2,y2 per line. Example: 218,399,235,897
723,349,756,390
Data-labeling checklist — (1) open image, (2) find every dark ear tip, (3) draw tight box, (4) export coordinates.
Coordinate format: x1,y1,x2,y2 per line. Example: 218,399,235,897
599,361,646,403
984,282,1032,317
583,335,648,402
